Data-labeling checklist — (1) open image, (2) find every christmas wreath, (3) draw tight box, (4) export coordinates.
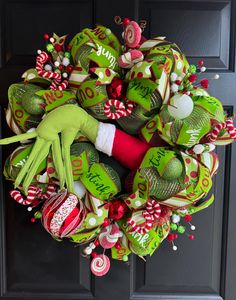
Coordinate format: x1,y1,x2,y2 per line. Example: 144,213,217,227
1,17,236,277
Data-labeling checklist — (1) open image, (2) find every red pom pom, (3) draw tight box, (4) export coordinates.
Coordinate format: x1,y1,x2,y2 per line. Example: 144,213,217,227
123,18,130,26
102,218,110,227
167,233,175,241
189,234,195,240
200,78,209,89
109,199,128,220
198,60,204,67
188,74,197,83
43,34,49,40
94,240,100,246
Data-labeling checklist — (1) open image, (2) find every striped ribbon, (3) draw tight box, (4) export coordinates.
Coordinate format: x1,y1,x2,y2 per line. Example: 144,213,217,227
127,199,161,234
104,99,134,120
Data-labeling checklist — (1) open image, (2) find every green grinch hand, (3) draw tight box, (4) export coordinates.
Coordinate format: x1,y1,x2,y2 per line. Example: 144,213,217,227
0,105,99,193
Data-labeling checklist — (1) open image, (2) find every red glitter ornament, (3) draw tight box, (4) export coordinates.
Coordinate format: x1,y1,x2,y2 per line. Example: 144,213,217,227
188,74,197,83
109,199,127,220
123,18,130,26
200,78,209,89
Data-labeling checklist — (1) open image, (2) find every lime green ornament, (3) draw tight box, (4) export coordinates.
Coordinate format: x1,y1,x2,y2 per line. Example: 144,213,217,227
122,255,129,262
64,52,71,58
189,65,197,73
46,44,54,52
170,223,178,231
34,211,42,219
162,158,183,180
178,225,186,234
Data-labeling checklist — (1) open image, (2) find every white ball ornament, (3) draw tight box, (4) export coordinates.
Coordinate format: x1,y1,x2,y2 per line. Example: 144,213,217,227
49,37,55,43
200,66,206,72
37,49,42,55
170,83,179,93
170,72,178,82
172,214,181,223
84,247,92,255
62,72,68,78
193,144,204,154
168,93,194,119
27,206,32,212
214,74,220,80
62,57,70,66
44,64,52,71
172,245,178,251
54,61,60,67
191,225,196,231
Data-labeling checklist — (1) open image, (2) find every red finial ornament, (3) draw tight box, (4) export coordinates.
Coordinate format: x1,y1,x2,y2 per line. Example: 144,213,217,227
198,60,204,67
184,214,192,222
43,33,49,40
189,234,195,240
123,18,130,26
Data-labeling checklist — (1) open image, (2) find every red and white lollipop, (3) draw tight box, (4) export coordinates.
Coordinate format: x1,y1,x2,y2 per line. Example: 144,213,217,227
90,254,110,276
123,21,142,48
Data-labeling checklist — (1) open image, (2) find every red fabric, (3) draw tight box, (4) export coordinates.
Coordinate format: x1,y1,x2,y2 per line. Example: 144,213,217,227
112,129,150,170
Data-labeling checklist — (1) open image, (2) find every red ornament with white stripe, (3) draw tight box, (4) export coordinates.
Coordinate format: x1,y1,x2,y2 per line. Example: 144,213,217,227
42,189,86,238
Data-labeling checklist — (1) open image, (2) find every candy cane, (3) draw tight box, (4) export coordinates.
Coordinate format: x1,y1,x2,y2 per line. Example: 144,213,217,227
123,100,134,117
49,78,69,91
225,118,236,139
10,186,39,206
36,51,61,80
37,183,56,200
127,200,161,234
208,122,226,142
104,99,126,119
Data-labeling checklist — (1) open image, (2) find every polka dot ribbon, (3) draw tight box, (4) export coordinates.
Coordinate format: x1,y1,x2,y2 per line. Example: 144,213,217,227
10,184,56,207
104,99,134,119
208,118,236,142
127,200,161,234
36,51,68,91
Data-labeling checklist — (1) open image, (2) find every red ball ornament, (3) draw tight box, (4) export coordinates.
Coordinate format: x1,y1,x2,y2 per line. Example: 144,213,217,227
42,190,86,238
54,44,62,52
91,251,97,258
115,242,121,250
94,240,100,247
167,233,175,241
189,234,195,240
31,217,36,223
123,18,130,26
188,74,197,83
102,218,110,227
175,80,181,85
66,65,73,73
43,34,49,40
200,78,209,89
198,60,204,67
109,199,128,220
184,214,192,222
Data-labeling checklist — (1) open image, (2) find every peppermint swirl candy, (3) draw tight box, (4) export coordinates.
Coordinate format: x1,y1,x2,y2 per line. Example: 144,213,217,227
124,21,142,48
90,254,110,276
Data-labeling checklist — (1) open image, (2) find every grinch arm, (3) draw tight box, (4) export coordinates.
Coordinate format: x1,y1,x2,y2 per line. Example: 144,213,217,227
94,123,150,170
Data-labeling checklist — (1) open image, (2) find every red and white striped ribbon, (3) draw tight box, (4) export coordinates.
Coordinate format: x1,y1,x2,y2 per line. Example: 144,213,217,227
10,184,56,207
49,78,69,91
123,100,134,117
127,200,161,234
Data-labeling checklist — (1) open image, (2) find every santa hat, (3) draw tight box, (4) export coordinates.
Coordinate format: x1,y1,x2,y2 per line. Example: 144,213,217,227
95,123,150,170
